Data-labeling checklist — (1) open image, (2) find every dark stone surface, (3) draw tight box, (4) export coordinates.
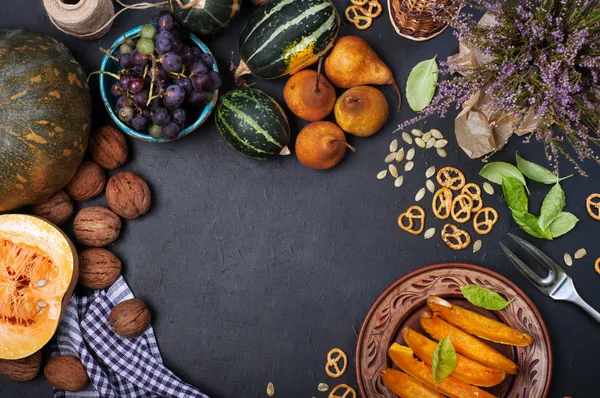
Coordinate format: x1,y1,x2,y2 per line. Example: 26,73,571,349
1,1,599,397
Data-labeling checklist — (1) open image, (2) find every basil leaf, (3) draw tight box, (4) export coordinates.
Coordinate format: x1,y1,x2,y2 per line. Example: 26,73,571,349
501,176,528,212
538,183,565,230
460,285,510,310
510,209,553,240
406,56,438,112
480,162,528,192
515,153,558,184
548,212,579,238
432,336,457,385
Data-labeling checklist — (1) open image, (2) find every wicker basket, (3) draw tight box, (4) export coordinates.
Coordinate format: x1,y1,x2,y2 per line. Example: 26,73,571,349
388,0,451,41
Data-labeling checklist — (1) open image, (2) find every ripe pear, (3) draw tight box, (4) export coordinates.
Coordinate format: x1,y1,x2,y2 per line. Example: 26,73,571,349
335,86,389,137
324,36,401,112
295,121,355,170
283,70,336,122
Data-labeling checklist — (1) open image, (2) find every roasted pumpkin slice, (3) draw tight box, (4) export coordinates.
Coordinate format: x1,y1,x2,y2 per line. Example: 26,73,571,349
402,327,505,387
427,296,534,346
388,344,497,398
421,311,519,375
381,368,442,398
0,214,77,359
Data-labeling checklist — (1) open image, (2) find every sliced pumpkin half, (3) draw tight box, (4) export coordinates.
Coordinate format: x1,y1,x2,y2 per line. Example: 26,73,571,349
0,214,77,359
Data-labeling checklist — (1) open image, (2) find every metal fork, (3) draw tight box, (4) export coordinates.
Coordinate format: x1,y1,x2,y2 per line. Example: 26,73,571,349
499,233,600,323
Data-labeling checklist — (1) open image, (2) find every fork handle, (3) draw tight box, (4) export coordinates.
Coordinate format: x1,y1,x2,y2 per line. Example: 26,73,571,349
571,295,600,324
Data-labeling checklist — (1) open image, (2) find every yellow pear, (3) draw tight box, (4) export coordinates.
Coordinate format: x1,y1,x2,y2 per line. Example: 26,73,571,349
335,86,389,137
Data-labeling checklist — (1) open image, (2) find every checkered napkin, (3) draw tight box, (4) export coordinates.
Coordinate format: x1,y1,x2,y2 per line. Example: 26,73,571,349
50,276,208,398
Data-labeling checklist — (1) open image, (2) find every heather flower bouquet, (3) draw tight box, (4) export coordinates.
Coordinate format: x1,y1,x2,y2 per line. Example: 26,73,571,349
401,0,600,174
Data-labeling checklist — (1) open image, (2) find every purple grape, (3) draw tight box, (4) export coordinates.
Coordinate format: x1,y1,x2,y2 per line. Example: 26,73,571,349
133,90,149,108
119,54,133,69
187,90,209,106
111,83,124,96
156,29,173,42
164,85,185,109
117,96,134,109
133,65,146,75
118,106,134,122
148,124,162,139
192,74,210,91
198,53,214,67
162,122,181,140
142,108,152,118
131,50,148,66
176,78,193,94
158,13,174,30
119,75,131,89
206,71,223,91
162,52,182,72
152,108,171,126
171,108,186,125
155,37,172,55
192,47,202,60
149,97,164,109
181,46,195,65
131,114,150,131
150,65,168,87
128,77,144,94
171,38,182,53
190,61,208,75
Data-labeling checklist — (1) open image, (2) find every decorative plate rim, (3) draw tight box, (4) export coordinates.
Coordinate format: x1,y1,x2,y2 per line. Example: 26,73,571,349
355,262,553,398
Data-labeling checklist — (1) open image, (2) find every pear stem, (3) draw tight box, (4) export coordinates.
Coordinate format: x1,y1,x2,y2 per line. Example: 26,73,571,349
315,56,324,94
391,80,402,113
342,142,357,152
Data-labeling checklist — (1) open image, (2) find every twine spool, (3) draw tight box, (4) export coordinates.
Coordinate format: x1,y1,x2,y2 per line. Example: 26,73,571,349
43,0,168,40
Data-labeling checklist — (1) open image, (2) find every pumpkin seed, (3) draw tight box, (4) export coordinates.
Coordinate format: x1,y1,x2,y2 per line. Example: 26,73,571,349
389,139,399,153
415,188,426,202
405,161,414,172
434,139,448,148
385,152,397,163
415,137,426,148
317,383,329,392
377,170,387,180
35,279,47,288
267,382,275,396
402,132,413,145
424,228,436,239
411,129,423,137
425,166,436,178
564,253,573,266
436,148,447,158
426,137,436,149
389,164,399,178
406,148,415,161
483,182,495,195
431,129,443,139
37,301,47,308
422,131,432,142
396,148,405,162
426,179,435,193
574,248,587,260
473,240,482,253
394,176,404,187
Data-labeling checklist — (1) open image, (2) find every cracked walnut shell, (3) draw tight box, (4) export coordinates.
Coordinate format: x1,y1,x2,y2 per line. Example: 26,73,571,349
109,298,151,338
65,161,106,201
106,172,151,219
73,206,121,247
89,126,128,170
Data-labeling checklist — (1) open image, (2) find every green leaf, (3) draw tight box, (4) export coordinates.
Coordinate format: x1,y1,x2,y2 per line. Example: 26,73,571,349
538,183,566,230
432,336,457,385
460,285,510,310
515,153,572,184
548,212,579,238
406,56,438,112
479,162,528,192
501,176,528,212
510,209,553,240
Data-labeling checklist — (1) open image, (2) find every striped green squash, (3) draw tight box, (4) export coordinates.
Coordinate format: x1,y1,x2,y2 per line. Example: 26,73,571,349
170,0,240,36
239,0,340,79
216,88,291,160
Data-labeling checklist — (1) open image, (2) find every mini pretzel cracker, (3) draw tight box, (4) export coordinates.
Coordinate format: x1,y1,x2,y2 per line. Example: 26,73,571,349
473,207,499,234
595,258,600,275
437,167,466,190
451,194,474,223
325,348,348,378
398,205,426,235
329,384,357,398
432,187,453,220
345,0,382,30
461,183,483,212
441,223,471,250
586,193,600,220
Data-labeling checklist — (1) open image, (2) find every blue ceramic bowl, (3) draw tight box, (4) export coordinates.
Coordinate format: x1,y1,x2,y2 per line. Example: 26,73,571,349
99,25,219,143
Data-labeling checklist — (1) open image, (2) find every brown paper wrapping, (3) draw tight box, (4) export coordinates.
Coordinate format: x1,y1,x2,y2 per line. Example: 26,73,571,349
449,13,537,159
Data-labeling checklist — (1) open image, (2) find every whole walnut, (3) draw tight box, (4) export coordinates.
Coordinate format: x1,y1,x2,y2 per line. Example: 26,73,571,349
106,172,151,219
44,355,89,392
31,190,73,226
0,351,41,382
65,161,106,201
110,298,151,338
73,206,121,247
78,248,122,289
89,126,128,170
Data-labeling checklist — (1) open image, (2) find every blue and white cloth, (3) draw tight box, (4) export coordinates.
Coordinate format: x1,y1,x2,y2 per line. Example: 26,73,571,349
50,277,208,398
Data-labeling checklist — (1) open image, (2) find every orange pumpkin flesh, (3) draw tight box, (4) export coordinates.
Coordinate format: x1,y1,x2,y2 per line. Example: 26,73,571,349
0,214,77,360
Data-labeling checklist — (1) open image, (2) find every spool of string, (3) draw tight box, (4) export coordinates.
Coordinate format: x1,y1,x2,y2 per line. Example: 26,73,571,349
43,0,168,40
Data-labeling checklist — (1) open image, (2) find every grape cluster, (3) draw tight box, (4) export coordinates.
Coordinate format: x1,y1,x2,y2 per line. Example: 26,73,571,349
110,11,222,140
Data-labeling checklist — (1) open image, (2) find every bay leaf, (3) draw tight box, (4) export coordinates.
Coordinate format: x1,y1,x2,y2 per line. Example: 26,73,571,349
406,56,438,112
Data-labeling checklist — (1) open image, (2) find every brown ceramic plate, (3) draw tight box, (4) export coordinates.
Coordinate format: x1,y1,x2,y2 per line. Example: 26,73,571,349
356,263,552,398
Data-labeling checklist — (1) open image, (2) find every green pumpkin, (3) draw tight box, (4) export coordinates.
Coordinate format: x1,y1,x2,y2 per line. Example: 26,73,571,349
0,29,91,212
170,0,240,36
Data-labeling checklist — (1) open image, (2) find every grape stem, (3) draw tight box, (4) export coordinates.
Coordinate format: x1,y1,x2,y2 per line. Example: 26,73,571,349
100,47,119,62
168,71,187,79
87,70,120,81
146,56,157,107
